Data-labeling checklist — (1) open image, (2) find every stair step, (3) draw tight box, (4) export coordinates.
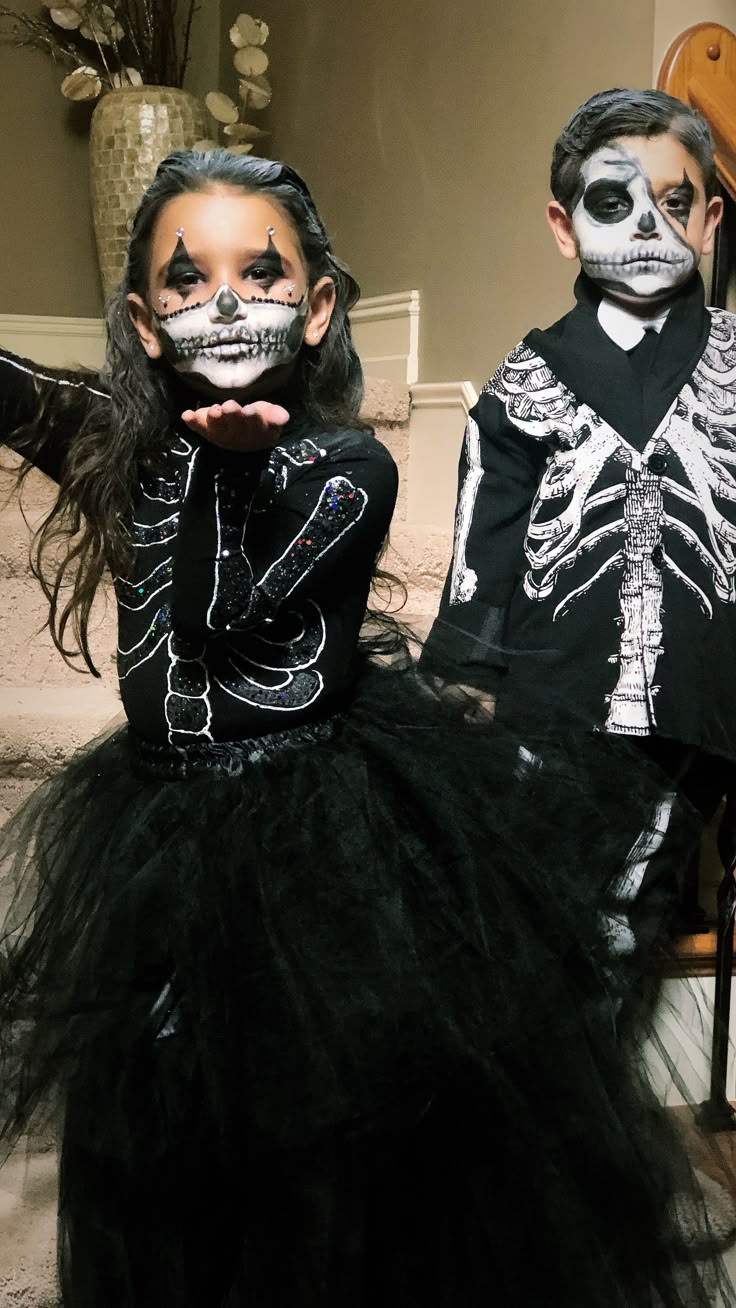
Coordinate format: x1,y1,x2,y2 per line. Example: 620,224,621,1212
0,684,122,824
0,458,55,515
384,525,451,612
0,684,122,766
0,572,117,688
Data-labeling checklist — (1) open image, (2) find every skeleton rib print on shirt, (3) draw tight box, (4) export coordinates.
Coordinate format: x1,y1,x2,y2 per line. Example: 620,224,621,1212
0,348,398,747
113,427,396,745
473,310,736,734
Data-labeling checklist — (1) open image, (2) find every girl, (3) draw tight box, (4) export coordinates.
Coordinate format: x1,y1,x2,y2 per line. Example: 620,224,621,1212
0,150,730,1307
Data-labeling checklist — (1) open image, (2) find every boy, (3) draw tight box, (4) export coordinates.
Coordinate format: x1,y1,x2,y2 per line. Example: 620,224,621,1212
424,88,735,964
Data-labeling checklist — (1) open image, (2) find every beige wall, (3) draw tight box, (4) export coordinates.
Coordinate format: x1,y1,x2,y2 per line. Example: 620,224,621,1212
0,0,222,321
186,0,223,107
221,0,656,388
0,0,102,317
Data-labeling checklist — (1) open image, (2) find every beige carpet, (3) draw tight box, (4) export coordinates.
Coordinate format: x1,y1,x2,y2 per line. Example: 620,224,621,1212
0,1142,58,1307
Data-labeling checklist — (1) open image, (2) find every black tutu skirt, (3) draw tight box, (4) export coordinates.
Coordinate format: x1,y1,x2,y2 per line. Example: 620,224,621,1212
0,657,732,1307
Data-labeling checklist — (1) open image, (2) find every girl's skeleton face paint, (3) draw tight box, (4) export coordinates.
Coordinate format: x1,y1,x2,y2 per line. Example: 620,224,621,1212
571,142,699,301
149,209,311,395
154,281,308,393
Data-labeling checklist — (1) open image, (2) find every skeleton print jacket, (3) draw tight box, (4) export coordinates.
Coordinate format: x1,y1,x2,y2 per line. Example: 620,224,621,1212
423,273,736,757
0,351,397,746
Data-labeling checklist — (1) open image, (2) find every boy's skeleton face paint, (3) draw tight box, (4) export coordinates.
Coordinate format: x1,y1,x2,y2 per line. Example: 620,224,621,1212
571,144,698,301
153,227,309,394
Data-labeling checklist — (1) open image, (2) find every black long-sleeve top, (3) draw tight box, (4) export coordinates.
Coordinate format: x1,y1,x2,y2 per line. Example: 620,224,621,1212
423,274,736,760
0,351,398,746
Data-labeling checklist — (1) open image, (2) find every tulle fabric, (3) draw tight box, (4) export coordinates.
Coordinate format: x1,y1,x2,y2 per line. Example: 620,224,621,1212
0,657,732,1306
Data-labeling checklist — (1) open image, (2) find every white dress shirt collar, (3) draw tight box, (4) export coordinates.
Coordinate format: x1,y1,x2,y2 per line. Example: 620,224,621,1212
597,296,671,350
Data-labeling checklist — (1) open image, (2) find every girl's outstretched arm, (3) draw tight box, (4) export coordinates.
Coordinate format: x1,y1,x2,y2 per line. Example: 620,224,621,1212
0,350,109,481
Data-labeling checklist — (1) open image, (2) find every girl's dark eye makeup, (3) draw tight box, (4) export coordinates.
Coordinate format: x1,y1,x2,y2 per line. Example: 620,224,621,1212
244,264,278,287
172,271,205,291
158,232,297,304
163,233,203,294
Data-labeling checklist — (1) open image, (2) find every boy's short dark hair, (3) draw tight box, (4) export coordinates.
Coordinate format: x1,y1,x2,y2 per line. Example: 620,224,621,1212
551,88,717,212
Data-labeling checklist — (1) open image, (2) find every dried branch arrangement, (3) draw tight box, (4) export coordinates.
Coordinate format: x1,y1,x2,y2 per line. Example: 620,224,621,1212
0,1,198,100
199,12,271,156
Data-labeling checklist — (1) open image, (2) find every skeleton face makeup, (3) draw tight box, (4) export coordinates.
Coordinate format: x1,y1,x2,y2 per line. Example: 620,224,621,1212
130,191,330,398
570,141,700,302
155,277,308,394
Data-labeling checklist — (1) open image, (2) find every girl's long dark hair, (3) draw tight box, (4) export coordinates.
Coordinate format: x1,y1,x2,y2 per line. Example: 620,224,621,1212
15,150,373,674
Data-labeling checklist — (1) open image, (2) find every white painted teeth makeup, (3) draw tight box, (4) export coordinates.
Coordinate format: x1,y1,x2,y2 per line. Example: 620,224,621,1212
155,284,308,392
571,145,698,300
153,226,309,393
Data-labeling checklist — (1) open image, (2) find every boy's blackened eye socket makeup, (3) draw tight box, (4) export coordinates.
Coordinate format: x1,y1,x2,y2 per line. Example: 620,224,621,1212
583,180,634,224
662,171,695,228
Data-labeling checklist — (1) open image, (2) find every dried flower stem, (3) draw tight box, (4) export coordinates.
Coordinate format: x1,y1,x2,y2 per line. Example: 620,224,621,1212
178,0,199,86
0,9,96,69
0,2,200,88
83,3,117,83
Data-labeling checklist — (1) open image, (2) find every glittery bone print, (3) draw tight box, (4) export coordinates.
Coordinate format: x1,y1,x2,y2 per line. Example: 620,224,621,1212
116,558,174,611
201,443,369,712
165,633,213,741
116,439,218,744
215,598,326,712
208,470,368,632
142,473,181,505
256,438,328,499
117,602,172,680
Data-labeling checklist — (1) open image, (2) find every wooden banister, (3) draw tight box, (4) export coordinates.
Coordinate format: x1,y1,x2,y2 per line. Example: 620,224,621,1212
657,22,736,202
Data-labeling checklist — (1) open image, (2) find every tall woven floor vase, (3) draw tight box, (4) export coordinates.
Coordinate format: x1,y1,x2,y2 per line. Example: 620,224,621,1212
89,86,207,299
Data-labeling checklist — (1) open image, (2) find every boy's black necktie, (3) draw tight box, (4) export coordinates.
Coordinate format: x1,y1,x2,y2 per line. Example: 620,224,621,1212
627,327,660,382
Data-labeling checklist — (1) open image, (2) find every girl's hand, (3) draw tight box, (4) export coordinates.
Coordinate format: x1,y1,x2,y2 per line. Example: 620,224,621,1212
181,399,290,452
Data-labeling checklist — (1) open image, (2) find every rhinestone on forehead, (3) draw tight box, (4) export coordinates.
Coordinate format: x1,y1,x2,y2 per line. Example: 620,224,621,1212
155,292,306,320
